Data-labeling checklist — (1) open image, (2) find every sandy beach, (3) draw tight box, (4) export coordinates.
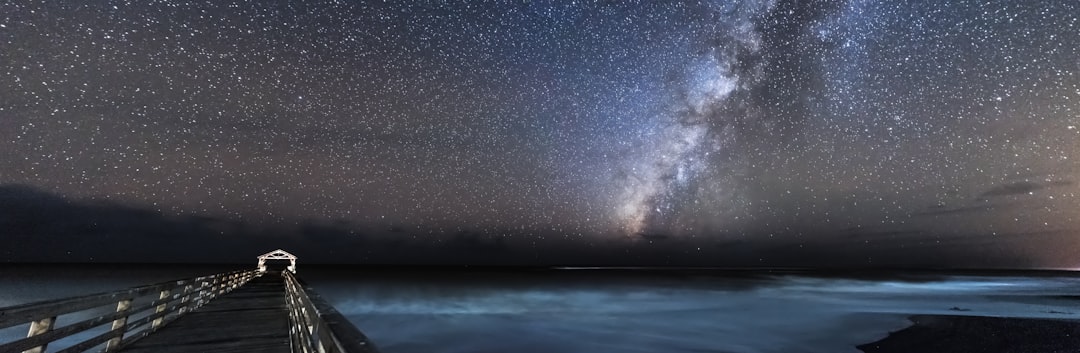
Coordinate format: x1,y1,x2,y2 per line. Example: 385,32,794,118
858,314,1080,353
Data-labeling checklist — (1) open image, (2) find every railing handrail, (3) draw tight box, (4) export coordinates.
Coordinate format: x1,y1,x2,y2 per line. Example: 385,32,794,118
282,271,378,353
0,269,260,353
0,270,249,330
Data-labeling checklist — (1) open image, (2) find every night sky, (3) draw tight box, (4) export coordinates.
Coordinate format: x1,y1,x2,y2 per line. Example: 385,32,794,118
2,0,1079,267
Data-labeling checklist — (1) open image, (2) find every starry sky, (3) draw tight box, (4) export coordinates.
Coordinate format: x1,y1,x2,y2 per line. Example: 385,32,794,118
2,0,1079,267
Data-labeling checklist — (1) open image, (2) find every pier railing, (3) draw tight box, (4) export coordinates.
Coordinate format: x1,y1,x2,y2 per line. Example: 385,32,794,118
0,270,258,353
283,271,376,353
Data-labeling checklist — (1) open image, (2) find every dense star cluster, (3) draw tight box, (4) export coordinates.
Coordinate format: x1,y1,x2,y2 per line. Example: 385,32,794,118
1,0,1078,266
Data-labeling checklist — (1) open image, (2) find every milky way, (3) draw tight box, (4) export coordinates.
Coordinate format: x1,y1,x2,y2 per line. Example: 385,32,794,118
2,1,1079,266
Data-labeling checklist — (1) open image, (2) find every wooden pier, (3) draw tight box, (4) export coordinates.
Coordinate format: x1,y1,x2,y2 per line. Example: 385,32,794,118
0,250,378,353
116,274,292,353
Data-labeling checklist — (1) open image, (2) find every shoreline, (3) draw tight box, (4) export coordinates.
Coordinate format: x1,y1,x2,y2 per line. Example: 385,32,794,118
858,314,1080,353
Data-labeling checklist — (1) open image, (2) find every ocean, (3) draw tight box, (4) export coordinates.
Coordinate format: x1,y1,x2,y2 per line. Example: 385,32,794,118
2,265,1079,353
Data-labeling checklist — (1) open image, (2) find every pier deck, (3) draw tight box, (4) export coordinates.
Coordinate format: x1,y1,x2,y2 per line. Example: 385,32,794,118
116,274,292,353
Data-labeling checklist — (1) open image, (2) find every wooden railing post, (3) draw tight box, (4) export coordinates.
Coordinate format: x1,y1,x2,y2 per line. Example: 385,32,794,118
23,316,55,353
178,283,194,314
209,276,218,296
152,289,171,329
221,274,229,293
196,280,209,308
104,299,132,351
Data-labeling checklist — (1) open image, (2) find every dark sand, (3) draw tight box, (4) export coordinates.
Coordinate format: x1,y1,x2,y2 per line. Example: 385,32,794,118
858,315,1080,353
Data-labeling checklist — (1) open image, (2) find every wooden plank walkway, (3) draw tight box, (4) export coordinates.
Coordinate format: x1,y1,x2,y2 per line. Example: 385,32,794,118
117,273,292,353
